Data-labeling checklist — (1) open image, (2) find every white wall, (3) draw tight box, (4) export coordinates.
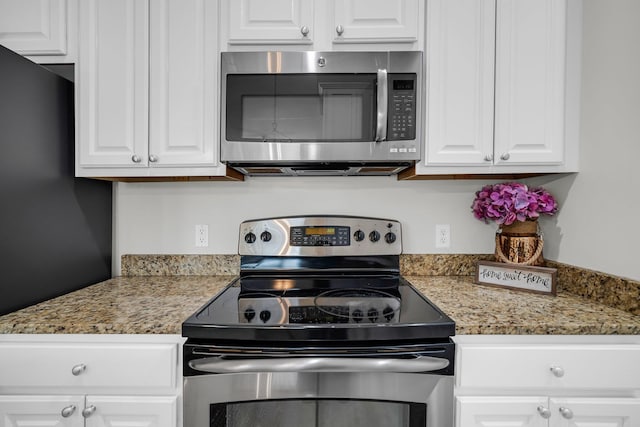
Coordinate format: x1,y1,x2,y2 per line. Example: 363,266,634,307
113,1,640,281
530,0,640,282
113,177,498,274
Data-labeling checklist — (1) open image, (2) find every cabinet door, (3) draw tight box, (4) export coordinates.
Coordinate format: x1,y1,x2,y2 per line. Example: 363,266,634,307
76,0,149,168
332,0,419,44
423,0,495,166
148,0,217,166
0,396,84,427
224,0,314,45
550,398,640,427
456,396,549,427
494,0,566,165
0,0,67,56
84,396,177,427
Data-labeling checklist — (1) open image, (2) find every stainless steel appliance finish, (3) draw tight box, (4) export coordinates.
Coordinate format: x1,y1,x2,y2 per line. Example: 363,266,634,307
185,372,453,427
182,215,455,427
238,215,402,257
220,51,423,176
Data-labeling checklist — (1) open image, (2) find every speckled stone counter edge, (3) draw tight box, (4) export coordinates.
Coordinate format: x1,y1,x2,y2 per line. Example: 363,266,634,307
121,254,639,316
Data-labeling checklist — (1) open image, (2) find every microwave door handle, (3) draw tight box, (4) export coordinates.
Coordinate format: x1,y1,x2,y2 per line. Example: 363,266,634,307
375,69,388,142
189,355,449,374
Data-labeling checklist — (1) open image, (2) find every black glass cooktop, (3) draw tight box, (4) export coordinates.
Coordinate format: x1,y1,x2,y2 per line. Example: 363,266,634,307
182,275,455,344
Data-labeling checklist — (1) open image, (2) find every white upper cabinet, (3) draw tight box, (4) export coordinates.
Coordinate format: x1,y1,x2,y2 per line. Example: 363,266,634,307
332,0,419,45
494,0,567,165
414,0,580,177
0,0,76,63
148,0,217,167
221,0,422,50
224,0,315,46
76,0,149,170
424,0,495,166
76,0,233,179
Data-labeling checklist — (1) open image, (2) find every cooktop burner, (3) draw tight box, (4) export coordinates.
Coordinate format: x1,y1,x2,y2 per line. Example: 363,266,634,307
182,275,454,343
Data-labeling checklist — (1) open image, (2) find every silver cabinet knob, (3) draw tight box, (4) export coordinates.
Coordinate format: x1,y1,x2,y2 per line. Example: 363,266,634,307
82,406,97,418
300,25,309,37
131,155,142,163
550,366,565,377
336,24,344,36
71,364,86,376
536,406,551,419
559,407,574,419
61,405,76,418
484,154,493,162
149,154,158,163
500,152,510,161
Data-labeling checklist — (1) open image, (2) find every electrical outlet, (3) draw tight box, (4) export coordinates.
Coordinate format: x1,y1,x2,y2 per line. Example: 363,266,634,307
435,224,450,248
195,224,208,247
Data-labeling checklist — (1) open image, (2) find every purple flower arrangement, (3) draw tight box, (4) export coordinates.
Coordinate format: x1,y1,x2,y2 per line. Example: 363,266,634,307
471,182,558,226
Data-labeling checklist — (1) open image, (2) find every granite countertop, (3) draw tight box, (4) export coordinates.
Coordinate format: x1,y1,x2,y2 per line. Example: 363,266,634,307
0,275,638,335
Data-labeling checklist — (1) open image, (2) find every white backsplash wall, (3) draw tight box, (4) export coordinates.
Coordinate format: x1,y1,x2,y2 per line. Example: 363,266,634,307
113,177,500,275
113,1,640,282
527,0,640,282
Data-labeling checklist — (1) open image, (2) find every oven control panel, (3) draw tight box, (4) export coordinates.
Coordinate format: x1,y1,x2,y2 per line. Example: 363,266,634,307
238,215,402,256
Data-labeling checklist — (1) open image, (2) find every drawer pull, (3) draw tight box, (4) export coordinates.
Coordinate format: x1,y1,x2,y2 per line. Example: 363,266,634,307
550,366,564,377
536,406,551,419
61,405,76,418
82,405,97,418
559,406,574,419
71,364,86,376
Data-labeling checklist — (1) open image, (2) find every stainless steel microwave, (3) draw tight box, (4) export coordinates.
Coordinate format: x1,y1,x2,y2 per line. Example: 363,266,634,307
220,51,423,176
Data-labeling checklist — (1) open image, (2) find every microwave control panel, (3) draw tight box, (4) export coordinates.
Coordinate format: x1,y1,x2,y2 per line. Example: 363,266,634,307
388,74,417,141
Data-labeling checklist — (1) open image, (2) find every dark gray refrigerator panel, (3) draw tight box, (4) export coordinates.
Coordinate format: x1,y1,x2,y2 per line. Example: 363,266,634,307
0,45,112,316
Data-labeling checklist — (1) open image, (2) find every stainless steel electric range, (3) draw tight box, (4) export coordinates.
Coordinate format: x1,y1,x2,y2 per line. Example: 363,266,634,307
182,215,456,427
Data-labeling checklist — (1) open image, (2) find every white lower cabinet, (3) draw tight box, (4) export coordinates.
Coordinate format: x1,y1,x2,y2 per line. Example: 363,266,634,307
0,335,182,427
0,395,176,427
454,336,640,427
457,396,640,427
0,396,84,427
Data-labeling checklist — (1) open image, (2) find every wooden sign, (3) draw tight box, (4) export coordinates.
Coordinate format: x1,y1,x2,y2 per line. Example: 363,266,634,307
475,261,557,295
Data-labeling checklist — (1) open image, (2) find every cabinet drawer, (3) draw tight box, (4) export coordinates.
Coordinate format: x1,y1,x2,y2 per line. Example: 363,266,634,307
0,342,178,391
457,344,640,390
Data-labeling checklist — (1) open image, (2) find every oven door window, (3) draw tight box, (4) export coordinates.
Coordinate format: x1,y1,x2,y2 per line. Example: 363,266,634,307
226,74,376,142
211,399,425,427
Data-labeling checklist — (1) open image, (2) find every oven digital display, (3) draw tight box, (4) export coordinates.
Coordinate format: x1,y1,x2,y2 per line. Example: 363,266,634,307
305,227,335,235
290,226,350,246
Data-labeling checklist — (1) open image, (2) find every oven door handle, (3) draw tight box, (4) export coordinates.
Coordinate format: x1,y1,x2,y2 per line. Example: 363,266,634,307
189,355,449,374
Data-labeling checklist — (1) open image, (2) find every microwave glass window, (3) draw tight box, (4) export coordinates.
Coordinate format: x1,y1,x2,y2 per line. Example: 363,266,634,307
226,74,376,142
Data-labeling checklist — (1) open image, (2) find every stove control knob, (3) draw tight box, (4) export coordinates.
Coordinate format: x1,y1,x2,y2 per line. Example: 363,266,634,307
369,230,380,242
244,308,256,322
353,230,365,242
244,232,256,244
260,231,272,242
259,310,271,323
367,308,379,323
352,309,363,323
384,232,396,244
383,306,395,322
